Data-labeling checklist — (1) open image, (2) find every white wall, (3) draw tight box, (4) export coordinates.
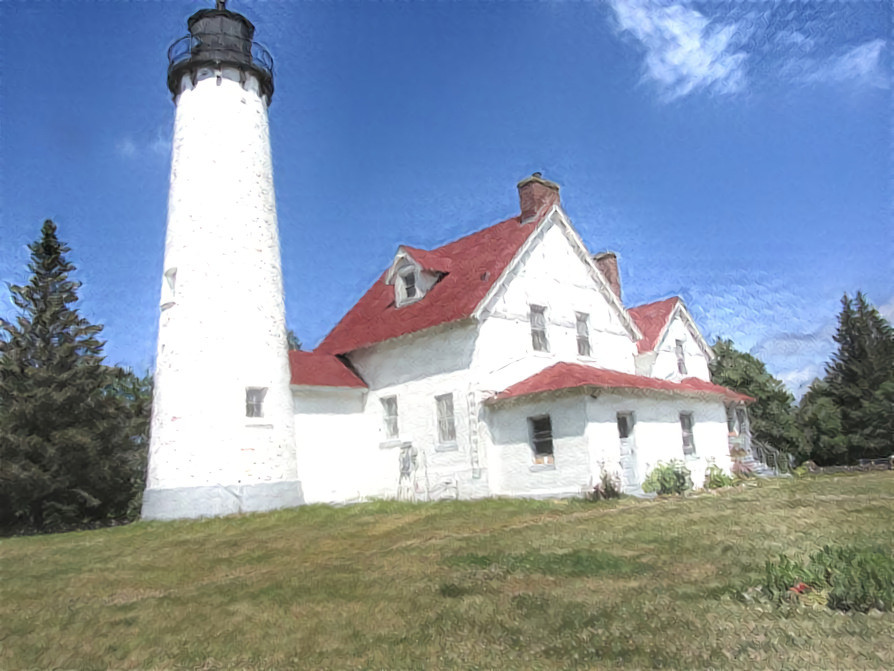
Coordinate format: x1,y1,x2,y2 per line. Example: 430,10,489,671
649,313,711,382
293,387,398,503
473,215,638,392
586,393,731,488
302,325,487,502
147,68,297,495
484,395,592,498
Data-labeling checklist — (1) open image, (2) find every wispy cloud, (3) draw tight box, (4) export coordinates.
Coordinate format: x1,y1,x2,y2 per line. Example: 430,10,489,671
752,324,836,399
609,0,749,100
789,39,888,88
115,129,171,160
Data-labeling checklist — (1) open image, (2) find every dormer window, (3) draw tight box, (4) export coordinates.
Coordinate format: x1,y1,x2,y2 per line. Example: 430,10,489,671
401,269,417,300
385,246,449,308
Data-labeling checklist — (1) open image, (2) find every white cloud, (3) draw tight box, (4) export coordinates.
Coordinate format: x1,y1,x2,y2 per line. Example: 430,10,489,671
879,296,894,322
795,39,888,88
774,29,814,53
115,137,137,158
115,129,171,160
609,0,749,99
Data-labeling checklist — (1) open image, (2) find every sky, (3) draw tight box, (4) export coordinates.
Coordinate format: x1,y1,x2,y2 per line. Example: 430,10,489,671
1,0,890,399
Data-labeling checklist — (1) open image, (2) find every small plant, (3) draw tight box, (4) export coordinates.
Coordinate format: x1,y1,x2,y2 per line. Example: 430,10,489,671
587,469,622,501
704,464,736,489
759,545,894,612
731,459,754,479
642,460,692,495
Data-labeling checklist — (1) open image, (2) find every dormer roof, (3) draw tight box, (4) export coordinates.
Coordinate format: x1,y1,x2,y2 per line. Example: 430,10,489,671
628,296,714,360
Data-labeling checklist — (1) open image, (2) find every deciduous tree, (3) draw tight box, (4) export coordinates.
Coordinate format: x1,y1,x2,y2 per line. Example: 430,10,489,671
709,339,802,459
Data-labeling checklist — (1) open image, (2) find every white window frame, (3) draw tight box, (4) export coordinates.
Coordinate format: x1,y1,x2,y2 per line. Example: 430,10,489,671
680,412,695,456
576,312,591,357
435,393,456,446
381,396,399,439
245,387,267,418
529,415,555,466
530,305,548,352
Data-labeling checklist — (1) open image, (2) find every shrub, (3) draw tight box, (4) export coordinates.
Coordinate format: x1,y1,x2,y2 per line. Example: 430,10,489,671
704,464,736,489
587,469,622,501
761,545,894,612
642,460,692,495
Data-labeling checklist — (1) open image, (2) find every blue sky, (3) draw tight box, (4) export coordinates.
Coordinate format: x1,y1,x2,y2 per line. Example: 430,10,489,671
1,0,890,398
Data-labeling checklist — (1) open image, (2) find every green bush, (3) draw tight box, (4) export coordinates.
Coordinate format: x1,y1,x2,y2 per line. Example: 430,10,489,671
642,460,692,495
704,464,736,489
761,545,894,612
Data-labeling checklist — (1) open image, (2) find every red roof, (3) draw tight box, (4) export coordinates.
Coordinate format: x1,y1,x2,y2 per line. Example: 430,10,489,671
627,297,679,353
289,350,367,388
318,216,538,354
399,245,453,273
489,362,753,404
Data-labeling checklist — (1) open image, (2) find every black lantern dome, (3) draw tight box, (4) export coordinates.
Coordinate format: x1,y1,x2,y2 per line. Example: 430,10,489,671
167,1,274,102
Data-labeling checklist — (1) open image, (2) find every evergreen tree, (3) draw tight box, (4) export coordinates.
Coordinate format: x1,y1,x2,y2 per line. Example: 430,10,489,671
0,220,143,533
797,378,847,466
709,338,803,459
803,292,894,464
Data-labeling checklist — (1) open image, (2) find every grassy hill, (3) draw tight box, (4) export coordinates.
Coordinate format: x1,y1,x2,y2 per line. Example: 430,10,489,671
2,472,893,670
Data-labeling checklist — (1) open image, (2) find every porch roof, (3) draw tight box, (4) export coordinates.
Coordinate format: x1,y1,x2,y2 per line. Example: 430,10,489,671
487,362,753,404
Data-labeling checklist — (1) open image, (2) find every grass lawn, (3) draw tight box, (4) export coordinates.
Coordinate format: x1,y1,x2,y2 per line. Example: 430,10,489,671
2,472,893,669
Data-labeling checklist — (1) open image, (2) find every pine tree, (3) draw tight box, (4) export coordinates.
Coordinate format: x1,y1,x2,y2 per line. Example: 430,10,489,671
0,220,143,533
799,292,894,465
709,338,803,459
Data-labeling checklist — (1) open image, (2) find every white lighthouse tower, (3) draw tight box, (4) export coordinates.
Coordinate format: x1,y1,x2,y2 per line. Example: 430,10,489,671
143,1,302,520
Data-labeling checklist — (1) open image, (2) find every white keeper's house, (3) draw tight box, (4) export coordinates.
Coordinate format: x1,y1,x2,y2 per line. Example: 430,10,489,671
291,173,752,505
142,2,752,520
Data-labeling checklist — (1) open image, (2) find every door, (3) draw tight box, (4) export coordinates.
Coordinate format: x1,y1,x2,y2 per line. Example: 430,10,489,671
617,412,638,492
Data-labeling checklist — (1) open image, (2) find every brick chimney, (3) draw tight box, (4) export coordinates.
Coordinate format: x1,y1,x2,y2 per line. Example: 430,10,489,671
517,172,560,224
594,251,622,302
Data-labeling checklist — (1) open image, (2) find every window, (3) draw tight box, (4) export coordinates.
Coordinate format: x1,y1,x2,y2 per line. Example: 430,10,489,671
381,396,399,439
576,312,591,357
736,407,747,434
161,267,177,310
530,305,548,352
529,415,554,465
436,393,456,444
401,269,416,300
675,339,687,375
245,387,267,418
617,412,634,439
680,412,695,456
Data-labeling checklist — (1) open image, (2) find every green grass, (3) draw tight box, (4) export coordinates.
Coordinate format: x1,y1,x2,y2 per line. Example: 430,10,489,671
2,472,893,669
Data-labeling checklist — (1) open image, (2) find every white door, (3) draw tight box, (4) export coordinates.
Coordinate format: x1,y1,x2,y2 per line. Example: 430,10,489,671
617,412,638,492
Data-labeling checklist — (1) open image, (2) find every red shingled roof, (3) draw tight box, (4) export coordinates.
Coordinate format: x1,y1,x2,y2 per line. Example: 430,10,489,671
627,297,679,353
489,362,753,404
318,216,538,354
399,245,453,273
289,350,367,388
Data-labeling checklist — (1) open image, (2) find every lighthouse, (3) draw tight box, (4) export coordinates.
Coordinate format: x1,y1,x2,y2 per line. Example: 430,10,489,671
143,1,302,520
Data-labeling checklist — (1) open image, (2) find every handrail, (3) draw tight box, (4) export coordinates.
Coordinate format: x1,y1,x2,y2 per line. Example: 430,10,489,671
167,34,274,78
751,439,791,475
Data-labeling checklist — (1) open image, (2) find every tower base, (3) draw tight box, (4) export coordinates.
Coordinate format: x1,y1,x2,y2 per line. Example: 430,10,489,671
141,480,305,521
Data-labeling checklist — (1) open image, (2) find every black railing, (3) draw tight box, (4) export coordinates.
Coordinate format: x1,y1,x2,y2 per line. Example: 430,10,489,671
751,440,792,475
167,33,274,78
